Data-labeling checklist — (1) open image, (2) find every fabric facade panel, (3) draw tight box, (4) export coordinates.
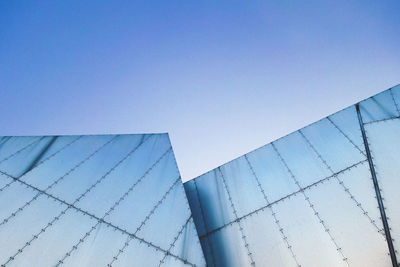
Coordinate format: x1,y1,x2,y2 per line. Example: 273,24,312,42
0,133,205,267
185,84,400,267
1,84,399,267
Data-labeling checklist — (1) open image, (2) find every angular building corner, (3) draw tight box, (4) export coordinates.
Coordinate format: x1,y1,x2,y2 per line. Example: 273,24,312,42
1,84,400,267
0,133,206,267
184,84,400,267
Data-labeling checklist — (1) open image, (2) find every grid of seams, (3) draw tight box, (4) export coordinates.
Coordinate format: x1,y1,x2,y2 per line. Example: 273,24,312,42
184,85,400,267
1,84,399,267
0,133,206,267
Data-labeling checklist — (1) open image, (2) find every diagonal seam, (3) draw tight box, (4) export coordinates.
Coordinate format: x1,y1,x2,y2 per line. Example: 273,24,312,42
298,129,383,235
363,116,400,125
0,135,152,266
192,179,217,267
0,168,196,266
217,167,256,267
200,159,366,240
0,135,117,228
106,176,181,267
158,215,193,267
271,142,350,266
0,137,44,166
244,154,300,266
0,136,83,193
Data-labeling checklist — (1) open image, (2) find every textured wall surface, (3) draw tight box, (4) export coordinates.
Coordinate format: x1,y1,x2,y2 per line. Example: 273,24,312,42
185,85,400,267
0,133,205,267
1,85,399,267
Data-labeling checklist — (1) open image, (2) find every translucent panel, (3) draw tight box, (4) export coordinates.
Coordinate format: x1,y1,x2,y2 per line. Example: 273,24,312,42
218,157,266,218
56,223,127,266
45,135,148,203
185,86,399,266
0,172,13,190
207,223,251,267
199,234,217,267
2,85,400,267
272,193,348,267
306,168,390,266
336,161,382,228
365,118,400,254
190,170,236,233
0,136,42,164
301,118,365,172
105,154,180,233
184,181,207,236
0,196,65,264
162,256,200,267
0,136,57,177
241,209,299,266
246,144,308,203
8,210,98,267
328,106,365,153
0,181,37,224
138,185,192,249
359,89,399,123
272,131,331,186
75,143,176,218
19,135,109,189
170,218,207,267
0,133,204,267
111,237,165,267
390,85,400,116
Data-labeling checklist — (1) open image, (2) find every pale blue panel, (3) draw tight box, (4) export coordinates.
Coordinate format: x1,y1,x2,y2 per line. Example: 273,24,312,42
0,195,66,264
45,135,147,203
359,89,399,123
20,135,109,189
0,136,56,177
218,156,266,218
300,118,365,173
240,208,299,266
138,184,192,250
170,217,207,267
0,133,204,267
0,172,14,192
365,118,400,254
335,161,383,230
0,181,37,225
246,144,305,203
8,209,98,267
75,138,175,217
272,193,347,267
306,166,391,266
198,234,216,267
390,85,400,116
184,181,207,236
104,152,179,233
190,170,235,232
0,136,42,165
111,237,165,267
19,135,82,173
272,131,331,187
163,256,199,267
206,223,250,267
185,86,399,267
56,223,127,266
328,106,365,153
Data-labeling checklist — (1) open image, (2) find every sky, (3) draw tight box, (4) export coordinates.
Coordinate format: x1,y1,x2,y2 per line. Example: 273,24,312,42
0,1,399,182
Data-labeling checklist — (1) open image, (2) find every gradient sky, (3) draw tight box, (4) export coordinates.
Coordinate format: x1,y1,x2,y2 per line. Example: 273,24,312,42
1,1,399,182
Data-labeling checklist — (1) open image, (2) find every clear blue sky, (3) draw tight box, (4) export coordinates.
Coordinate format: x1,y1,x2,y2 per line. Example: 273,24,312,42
1,1,399,181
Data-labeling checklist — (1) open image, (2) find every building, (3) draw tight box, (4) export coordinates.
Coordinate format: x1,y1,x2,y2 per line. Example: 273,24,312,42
184,84,400,267
0,133,205,266
0,85,399,266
